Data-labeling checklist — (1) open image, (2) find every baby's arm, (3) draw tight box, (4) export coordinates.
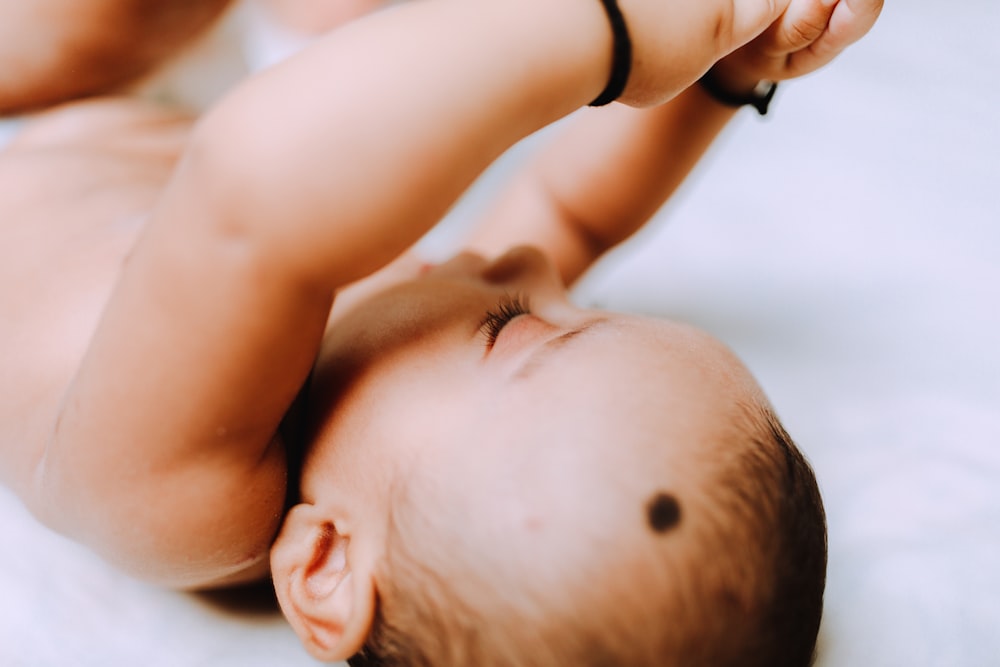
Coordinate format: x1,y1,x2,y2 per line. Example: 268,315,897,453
254,0,386,35
465,0,883,285
29,0,789,588
463,93,736,285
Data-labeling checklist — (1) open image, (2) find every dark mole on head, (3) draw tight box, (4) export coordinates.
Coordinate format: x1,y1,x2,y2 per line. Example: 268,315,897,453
646,492,682,534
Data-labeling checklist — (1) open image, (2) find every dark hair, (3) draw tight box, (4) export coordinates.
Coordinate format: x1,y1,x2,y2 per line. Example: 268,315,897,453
689,404,828,667
348,402,827,667
761,409,828,666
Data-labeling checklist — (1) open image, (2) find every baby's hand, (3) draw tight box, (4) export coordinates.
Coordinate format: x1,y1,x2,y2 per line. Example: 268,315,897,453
618,0,796,106
708,0,884,95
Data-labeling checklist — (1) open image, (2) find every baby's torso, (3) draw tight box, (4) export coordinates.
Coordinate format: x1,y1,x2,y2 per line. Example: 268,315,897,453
0,98,193,490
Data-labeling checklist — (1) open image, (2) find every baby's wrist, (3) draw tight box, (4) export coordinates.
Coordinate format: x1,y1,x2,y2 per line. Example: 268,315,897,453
600,0,769,107
703,58,763,97
587,0,632,107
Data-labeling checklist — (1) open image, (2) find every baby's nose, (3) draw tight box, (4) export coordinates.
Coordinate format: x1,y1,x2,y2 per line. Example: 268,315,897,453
481,245,552,285
421,251,488,278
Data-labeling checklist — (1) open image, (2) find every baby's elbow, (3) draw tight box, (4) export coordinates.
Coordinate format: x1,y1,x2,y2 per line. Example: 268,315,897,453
31,441,283,589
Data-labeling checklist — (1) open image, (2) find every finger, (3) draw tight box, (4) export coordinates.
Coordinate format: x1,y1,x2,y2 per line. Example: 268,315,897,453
770,0,841,53
787,0,884,74
821,0,884,53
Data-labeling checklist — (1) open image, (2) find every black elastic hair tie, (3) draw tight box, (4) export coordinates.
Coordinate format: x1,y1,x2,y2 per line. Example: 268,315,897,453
698,68,779,116
589,0,632,107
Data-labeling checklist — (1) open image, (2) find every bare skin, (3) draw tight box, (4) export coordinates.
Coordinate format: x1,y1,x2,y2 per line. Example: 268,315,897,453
0,0,880,616
0,0,233,114
255,0,387,34
2,100,189,497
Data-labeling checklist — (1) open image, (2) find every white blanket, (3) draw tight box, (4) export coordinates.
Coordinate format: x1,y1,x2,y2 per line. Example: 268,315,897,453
2,0,997,664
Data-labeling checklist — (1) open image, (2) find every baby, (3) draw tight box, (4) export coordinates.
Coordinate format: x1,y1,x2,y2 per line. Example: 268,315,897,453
0,0,881,665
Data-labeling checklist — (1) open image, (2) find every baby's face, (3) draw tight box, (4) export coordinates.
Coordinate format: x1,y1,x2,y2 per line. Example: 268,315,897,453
270,247,767,659
291,246,760,558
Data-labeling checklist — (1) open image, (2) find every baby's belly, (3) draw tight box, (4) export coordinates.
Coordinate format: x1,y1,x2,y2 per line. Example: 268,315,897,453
0,103,186,484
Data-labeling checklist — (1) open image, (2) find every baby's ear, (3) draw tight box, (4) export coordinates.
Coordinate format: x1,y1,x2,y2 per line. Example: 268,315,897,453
270,503,377,662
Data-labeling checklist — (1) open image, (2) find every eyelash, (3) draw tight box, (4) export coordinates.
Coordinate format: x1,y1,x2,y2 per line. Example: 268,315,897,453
479,294,531,349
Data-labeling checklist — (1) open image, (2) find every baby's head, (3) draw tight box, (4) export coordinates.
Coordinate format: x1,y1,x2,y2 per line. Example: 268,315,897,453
269,247,827,666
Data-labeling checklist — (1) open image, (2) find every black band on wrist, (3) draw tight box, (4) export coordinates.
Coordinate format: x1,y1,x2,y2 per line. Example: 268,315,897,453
698,68,778,116
589,0,632,107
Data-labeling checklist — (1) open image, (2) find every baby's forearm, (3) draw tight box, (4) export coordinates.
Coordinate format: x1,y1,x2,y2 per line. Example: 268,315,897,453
466,85,741,284
186,0,612,287
179,0,783,285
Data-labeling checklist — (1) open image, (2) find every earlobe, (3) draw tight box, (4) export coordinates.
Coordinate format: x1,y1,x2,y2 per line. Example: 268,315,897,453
271,504,378,662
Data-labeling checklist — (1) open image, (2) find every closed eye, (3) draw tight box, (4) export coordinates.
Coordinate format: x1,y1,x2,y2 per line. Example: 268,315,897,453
479,294,531,349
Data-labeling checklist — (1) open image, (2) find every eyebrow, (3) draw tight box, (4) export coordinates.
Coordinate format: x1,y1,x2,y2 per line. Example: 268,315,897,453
513,318,610,381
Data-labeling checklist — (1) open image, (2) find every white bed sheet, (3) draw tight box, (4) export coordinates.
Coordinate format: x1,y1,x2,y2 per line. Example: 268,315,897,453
2,0,998,665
